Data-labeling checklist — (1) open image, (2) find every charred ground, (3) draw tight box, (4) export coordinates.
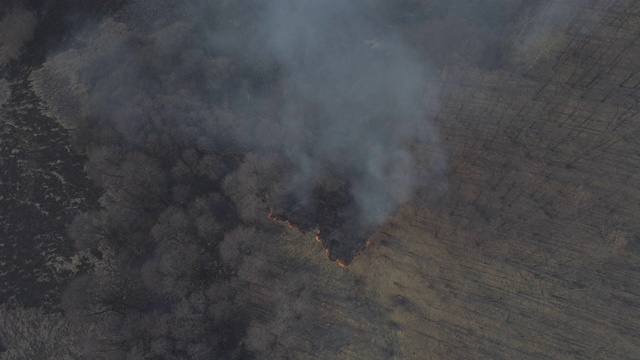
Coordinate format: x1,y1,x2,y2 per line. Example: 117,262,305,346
268,177,372,266
2,1,640,360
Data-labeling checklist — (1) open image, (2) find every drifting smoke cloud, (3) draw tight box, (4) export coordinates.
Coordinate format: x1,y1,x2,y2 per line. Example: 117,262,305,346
0,5,36,68
513,0,578,70
32,0,444,261
215,1,441,229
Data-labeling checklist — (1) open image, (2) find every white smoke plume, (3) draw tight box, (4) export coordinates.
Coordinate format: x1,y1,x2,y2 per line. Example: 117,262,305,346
213,1,443,229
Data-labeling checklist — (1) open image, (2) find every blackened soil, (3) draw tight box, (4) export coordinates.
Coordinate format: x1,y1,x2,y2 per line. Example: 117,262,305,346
269,182,370,266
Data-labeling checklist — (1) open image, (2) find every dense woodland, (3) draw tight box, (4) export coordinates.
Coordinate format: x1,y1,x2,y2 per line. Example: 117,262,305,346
1,0,640,359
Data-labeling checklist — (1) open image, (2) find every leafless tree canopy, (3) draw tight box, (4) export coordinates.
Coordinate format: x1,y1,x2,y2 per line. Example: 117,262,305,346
1,0,640,359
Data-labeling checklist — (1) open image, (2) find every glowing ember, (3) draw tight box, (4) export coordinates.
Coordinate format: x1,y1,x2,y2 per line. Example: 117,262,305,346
268,207,302,233
266,188,372,267
272,213,372,267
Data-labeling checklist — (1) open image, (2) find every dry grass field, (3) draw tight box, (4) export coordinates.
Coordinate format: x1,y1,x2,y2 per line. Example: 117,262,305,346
1,1,639,359
241,1,640,358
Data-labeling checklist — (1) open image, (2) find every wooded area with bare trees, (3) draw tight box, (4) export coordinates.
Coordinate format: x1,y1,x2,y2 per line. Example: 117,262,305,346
1,0,639,359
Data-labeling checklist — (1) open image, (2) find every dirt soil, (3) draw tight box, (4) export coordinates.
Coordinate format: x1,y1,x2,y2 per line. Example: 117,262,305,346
2,1,640,359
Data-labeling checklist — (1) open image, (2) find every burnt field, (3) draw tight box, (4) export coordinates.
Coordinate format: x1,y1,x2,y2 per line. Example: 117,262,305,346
1,1,640,359
268,179,374,266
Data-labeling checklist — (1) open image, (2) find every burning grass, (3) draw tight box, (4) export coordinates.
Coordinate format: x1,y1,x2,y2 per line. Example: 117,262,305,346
266,181,373,267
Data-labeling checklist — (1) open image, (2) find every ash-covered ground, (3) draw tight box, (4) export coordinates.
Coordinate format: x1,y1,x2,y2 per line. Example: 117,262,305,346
269,178,371,266
2,1,640,359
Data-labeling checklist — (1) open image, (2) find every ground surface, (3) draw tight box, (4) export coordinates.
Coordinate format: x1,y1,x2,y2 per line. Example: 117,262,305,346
0,4,99,308
1,1,640,359
248,2,640,358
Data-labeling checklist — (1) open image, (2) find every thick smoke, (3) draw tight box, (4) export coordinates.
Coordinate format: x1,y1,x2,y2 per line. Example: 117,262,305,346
215,1,441,231
0,5,36,67
6,1,588,358
30,0,443,263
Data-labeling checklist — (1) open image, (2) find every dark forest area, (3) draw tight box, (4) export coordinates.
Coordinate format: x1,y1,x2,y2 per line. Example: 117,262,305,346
1,0,640,359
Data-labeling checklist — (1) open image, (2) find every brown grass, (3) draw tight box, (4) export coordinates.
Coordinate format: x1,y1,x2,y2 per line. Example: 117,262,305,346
244,1,640,358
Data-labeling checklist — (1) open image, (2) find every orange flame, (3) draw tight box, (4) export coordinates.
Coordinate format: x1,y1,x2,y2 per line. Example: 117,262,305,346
314,229,373,268
265,192,305,232
267,207,303,233
265,193,373,268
